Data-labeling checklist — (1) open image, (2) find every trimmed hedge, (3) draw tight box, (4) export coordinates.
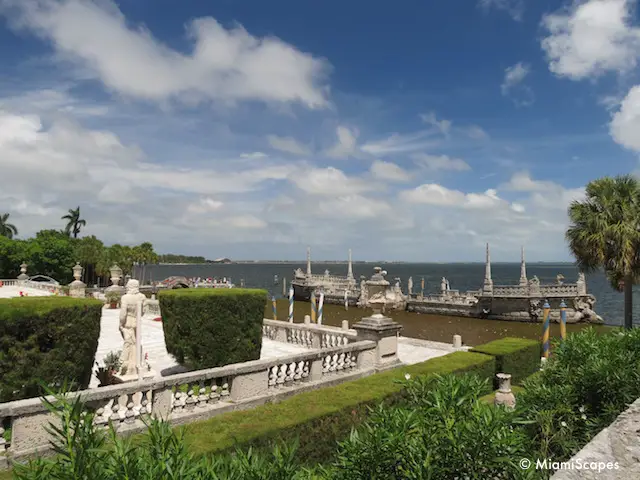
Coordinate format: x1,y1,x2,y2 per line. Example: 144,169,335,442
471,337,540,386
158,288,266,370
0,296,102,402
183,350,496,465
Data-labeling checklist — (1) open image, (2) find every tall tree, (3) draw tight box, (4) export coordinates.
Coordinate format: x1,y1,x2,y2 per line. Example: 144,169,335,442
62,206,86,239
0,213,18,239
566,175,640,329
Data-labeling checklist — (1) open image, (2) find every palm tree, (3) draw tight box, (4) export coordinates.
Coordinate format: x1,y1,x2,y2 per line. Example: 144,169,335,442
62,206,86,239
0,213,18,239
566,175,640,329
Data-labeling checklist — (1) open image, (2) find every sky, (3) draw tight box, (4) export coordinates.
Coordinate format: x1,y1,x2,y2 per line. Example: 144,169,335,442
1,0,640,262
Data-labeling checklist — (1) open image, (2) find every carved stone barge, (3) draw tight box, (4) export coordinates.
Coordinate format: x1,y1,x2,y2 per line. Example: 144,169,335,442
406,245,603,324
291,247,360,306
293,245,603,324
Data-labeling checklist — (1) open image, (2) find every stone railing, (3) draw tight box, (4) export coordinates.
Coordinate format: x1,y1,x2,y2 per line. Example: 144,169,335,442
539,284,579,297
489,284,580,298
0,340,377,465
0,279,62,294
262,319,357,349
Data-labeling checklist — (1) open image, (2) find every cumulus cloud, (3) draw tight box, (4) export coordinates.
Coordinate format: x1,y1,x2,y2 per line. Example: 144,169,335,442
541,0,640,80
501,62,534,106
289,166,375,196
412,153,471,172
399,184,504,209
267,135,311,155
610,85,640,151
325,126,360,159
0,0,329,108
369,160,411,182
420,111,452,135
466,125,489,140
478,0,525,21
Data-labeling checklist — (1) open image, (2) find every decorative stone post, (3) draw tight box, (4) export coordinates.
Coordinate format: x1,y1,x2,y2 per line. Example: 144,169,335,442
342,320,349,330
69,262,86,298
353,297,402,371
106,264,125,295
17,262,28,286
494,373,516,409
453,334,462,348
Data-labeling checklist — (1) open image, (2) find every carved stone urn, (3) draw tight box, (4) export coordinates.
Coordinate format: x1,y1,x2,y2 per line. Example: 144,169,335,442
494,373,516,409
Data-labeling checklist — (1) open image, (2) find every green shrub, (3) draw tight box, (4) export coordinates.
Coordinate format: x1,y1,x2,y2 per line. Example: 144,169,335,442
0,297,102,402
472,337,540,386
158,288,266,370
10,390,312,480
183,350,496,464
325,374,535,480
518,327,640,462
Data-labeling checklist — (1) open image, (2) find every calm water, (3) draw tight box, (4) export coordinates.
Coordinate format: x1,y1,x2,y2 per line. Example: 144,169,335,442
138,262,636,329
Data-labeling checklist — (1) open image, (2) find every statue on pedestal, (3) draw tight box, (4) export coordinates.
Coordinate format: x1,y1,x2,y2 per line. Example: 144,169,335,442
119,279,146,375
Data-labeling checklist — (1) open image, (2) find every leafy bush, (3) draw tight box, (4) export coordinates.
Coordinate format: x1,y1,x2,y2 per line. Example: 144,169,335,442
518,327,640,462
184,351,496,464
10,390,312,480
324,374,535,480
471,337,540,386
158,288,266,370
0,297,102,402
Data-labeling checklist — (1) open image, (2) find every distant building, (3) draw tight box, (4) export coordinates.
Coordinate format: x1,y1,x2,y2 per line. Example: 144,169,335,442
212,258,232,264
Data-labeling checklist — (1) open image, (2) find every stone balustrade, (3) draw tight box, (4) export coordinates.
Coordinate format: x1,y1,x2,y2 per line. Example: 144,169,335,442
0,279,61,294
0,280,17,287
143,299,161,316
0,339,377,466
490,284,579,298
262,319,357,349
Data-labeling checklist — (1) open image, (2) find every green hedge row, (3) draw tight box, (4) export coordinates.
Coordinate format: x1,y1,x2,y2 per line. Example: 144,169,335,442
0,297,103,402
158,288,266,370
471,337,540,386
183,350,496,465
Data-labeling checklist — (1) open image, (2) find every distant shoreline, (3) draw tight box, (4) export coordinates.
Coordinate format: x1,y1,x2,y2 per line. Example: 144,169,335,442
156,261,576,265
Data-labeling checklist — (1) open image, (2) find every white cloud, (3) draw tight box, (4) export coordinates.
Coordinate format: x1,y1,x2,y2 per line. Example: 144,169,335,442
541,0,640,80
289,166,376,196
317,195,392,219
511,202,525,213
501,171,557,192
610,85,640,151
0,0,329,108
228,215,267,229
412,153,471,171
325,126,359,159
466,125,489,140
478,0,525,21
420,111,452,135
267,135,311,155
361,131,437,156
400,184,501,208
370,160,411,182
240,151,268,159
186,198,224,214
500,62,534,106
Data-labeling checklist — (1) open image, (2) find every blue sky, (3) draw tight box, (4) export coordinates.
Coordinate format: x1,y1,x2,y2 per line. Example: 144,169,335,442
1,0,639,262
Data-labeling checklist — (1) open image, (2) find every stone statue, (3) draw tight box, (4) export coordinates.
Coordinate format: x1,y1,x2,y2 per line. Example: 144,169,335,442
441,277,447,293
446,279,450,291
119,279,146,375
529,299,542,321
577,272,585,283
556,274,565,285
407,276,413,295
529,276,540,286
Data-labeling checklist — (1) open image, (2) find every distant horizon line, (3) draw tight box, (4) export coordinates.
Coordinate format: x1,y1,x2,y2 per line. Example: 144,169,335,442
155,260,577,265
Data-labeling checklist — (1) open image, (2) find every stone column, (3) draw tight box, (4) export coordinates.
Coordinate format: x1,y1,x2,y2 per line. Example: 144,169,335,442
494,373,516,409
482,243,493,295
353,309,402,370
69,263,86,298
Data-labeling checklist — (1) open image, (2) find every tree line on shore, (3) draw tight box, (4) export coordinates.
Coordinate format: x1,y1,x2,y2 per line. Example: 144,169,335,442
0,207,207,285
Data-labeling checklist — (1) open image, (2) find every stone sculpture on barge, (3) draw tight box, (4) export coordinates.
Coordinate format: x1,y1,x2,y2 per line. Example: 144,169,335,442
291,247,360,306
293,244,602,324
405,244,603,324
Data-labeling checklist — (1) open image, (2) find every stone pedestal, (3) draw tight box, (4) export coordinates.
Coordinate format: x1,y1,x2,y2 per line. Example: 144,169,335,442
453,334,462,348
494,373,516,409
69,263,86,298
353,311,402,370
17,262,28,286
115,369,156,384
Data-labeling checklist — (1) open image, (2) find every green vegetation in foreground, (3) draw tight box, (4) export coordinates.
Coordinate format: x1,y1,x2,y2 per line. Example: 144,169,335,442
267,298,612,345
182,350,495,463
159,288,266,370
0,297,103,402
5,329,640,479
